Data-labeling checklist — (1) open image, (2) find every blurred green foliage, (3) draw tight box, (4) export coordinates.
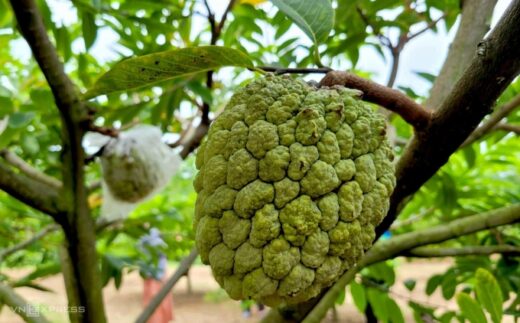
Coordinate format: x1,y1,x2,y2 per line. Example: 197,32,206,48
0,0,518,321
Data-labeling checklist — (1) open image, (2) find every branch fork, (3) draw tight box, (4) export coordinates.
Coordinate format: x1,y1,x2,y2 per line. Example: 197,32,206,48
319,70,432,130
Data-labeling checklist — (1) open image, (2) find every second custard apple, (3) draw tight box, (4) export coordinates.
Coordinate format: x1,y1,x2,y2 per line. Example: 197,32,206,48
193,74,396,306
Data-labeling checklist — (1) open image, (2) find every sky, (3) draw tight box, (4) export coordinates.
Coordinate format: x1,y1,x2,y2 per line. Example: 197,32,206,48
8,0,514,98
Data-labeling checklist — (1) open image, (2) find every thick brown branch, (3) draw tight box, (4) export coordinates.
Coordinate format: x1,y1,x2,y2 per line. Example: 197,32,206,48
320,71,432,129
9,1,106,322
462,93,520,146
0,224,60,262
406,245,520,257
0,149,62,189
134,248,198,323
380,0,520,238
425,0,497,109
0,282,50,323
0,160,64,217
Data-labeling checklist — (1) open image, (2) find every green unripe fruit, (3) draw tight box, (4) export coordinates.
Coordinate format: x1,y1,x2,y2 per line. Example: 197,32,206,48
194,74,396,306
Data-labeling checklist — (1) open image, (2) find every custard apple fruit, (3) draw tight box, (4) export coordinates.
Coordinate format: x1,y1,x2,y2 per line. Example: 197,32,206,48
193,74,396,306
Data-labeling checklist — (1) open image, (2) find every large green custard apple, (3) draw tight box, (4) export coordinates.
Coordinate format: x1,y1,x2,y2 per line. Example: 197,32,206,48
193,74,396,306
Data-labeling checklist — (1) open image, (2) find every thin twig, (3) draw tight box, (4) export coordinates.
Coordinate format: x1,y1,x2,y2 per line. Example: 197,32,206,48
407,14,447,41
0,282,50,323
0,160,64,217
86,124,119,138
406,245,520,257
255,66,332,74
360,277,454,311
0,224,60,262
494,122,520,134
462,92,520,146
390,207,433,230
135,248,198,323
356,6,392,48
216,0,236,36
0,149,62,189
320,71,432,130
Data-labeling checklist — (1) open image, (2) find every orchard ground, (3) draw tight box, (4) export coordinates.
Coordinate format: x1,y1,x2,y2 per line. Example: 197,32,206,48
0,259,468,323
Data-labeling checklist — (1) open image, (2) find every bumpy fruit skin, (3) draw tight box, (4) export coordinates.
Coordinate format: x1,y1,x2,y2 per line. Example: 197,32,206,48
194,74,396,306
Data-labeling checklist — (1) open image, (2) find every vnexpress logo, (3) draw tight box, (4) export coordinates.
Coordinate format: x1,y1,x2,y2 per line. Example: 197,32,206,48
14,305,40,317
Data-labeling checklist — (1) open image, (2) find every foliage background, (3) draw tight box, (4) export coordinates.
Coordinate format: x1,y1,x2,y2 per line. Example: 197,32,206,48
0,0,519,322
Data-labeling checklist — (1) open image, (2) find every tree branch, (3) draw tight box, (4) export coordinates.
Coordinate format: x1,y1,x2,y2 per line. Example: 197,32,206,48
356,6,392,48
179,121,210,159
380,0,520,238
406,245,520,257
407,14,447,41
0,224,59,262
462,92,520,146
9,1,106,322
134,248,198,323
0,160,64,217
0,281,50,323
181,0,237,157
425,0,498,109
216,0,236,36
0,149,62,189
300,204,520,323
319,71,432,129
495,123,520,135
255,66,332,74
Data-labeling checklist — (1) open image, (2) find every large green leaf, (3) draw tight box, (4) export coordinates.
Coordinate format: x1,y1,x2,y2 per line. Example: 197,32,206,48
475,269,503,323
350,281,367,312
81,9,98,50
367,289,389,322
83,46,253,99
456,293,487,323
270,0,333,46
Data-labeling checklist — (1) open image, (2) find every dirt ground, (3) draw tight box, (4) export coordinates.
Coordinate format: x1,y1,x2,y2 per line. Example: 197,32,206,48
1,259,459,323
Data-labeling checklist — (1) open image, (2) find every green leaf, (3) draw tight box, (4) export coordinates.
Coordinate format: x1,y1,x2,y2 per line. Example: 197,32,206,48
0,96,14,118
367,262,395,285
0,126,17,149
270,0,333,64
426,274,443,295
30,88,54,108
21,135,40,155
8,112,34,128
462,145,477,168
475,268,503,323
350,281,367,312
81,10,97,50
335,289,346,305
54,26,72,62
456,293,487,323
84,46,253,99
367,289,389,322
441,270,457,299
414,71,437,84
387,297,405,323
404,279,416,291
